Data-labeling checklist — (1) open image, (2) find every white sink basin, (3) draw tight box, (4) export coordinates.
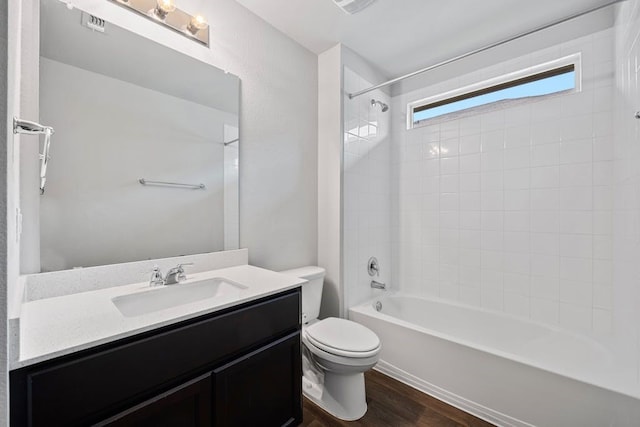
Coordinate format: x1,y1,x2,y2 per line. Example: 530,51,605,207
112,278,248,317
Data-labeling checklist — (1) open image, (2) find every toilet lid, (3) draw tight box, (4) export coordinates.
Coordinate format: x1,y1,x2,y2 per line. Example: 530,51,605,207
305,318,380,353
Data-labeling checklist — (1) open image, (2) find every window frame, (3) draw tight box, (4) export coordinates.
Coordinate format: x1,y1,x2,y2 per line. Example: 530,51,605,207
407,53,582,129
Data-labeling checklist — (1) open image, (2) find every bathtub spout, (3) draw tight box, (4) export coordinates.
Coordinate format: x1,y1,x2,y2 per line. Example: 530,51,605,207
371,280,386,290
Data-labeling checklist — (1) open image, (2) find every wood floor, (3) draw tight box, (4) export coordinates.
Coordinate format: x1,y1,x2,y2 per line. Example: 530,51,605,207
301,370,494,427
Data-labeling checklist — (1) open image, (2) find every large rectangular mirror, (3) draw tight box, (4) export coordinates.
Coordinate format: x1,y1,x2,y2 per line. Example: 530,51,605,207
27,0,240,272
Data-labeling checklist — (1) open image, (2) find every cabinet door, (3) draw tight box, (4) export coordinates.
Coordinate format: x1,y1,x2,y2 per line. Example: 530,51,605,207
213,332,302,427
97,373,212,427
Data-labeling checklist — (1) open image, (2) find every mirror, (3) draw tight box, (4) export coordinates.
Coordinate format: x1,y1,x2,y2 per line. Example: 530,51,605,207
29,0,240,272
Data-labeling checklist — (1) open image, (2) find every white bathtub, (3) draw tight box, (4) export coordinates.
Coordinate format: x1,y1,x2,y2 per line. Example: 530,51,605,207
349,294,640,427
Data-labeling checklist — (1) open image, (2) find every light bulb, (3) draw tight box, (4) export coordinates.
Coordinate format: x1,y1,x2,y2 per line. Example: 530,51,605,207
153,0,176,20
186,14,208,35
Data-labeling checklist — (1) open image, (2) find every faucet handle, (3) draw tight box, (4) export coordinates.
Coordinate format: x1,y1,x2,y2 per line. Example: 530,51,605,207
175,262,193,282
149,265,164,287
176,262,194,269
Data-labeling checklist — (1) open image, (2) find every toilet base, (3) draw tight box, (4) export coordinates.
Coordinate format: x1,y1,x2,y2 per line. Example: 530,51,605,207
302,370,367,421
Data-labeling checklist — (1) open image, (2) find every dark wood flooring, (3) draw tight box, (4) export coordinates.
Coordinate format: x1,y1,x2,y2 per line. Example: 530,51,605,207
301,370,495,427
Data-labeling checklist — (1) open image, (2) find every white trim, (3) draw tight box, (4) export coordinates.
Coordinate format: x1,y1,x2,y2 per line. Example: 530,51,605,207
406,53,582,129
374,360,535,427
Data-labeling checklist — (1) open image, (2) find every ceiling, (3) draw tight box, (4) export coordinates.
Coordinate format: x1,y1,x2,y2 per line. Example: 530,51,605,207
235,0,618,78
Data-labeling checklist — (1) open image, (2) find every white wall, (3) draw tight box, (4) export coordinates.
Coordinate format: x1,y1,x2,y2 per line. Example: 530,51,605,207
39,58,232,271
0,0,8,422
391,28,615,337
613,0,640,389
14,0,318,277
317,44,342,318
4,0,25,423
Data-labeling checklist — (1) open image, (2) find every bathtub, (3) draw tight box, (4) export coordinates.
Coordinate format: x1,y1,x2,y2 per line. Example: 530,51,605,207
349,294,640,427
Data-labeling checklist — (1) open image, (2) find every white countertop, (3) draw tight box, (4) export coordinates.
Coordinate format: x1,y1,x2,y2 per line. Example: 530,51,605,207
14,265,305,369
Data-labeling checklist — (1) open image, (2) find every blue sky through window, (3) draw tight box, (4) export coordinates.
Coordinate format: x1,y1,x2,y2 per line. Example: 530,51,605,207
413,71,575,123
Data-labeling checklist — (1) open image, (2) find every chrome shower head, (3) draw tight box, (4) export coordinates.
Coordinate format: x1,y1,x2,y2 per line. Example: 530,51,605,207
371,99,389,112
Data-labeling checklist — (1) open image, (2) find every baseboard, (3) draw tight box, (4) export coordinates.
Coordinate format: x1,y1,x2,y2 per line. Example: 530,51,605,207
373,360,534,427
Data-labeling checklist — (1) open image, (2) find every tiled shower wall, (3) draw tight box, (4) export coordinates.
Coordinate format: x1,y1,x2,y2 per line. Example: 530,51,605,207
343,66,391,309
614,0,640,383
390,29,615,335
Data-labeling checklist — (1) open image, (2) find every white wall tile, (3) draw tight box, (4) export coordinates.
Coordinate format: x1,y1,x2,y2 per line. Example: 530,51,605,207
459,134,481,155
531,166,559,188
440,175,459,193
559,234,593,258
560,140,593,164
559,163,593,188
531,298,559,324
559,187,592,211
386,28,615,334
460,211,481,230
560,257,593,282
459,154,481,173
531,233,559,255
504,147,531,169
531,254,559,277
441,157,460,175
504,190,530,211
481,152,504,171
481,171,504,191
460,173,481,192
531,189,560,211
531,143,560,167
505,125,531,148
504,212,530,232
504,169,530,190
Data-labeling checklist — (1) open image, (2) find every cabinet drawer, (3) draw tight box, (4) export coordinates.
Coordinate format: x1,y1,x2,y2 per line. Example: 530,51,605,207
14,290,300,427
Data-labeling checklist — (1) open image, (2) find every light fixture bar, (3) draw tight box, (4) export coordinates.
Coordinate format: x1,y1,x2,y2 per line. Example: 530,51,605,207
109,0,209,46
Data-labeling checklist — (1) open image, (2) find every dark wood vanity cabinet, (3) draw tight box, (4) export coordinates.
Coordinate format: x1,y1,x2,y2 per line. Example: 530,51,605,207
10,288,302,427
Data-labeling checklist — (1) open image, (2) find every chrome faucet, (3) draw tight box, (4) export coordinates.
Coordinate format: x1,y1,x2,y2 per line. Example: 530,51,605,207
164,263,193,285
371,280,386,290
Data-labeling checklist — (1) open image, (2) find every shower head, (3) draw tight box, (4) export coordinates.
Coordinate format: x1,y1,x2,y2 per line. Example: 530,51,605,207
371,99,389,113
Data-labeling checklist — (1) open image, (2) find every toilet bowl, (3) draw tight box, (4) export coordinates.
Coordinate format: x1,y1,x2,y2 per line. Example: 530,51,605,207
280,267,381,421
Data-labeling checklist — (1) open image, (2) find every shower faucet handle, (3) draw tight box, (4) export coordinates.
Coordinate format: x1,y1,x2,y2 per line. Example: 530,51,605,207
368,257,379,277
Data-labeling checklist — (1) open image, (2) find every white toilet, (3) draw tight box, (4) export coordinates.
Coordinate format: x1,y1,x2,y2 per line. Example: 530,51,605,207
281,266,381,421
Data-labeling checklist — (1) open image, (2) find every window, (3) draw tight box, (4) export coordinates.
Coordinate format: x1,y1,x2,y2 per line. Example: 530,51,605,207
408,55,580,127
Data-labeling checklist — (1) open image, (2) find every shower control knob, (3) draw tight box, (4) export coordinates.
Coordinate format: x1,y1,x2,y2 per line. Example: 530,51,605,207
368,256,379,277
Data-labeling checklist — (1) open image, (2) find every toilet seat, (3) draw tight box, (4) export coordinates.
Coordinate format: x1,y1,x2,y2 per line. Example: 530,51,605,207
304,318,381,358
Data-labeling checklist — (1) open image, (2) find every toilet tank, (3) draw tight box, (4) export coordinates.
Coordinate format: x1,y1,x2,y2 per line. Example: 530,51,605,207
280,266,325,324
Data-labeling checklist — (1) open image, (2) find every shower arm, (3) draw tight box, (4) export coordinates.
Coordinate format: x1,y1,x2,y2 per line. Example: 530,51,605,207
13,117,55,195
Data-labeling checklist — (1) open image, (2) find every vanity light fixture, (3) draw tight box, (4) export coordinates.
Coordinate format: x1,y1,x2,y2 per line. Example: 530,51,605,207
152,0,176,20
186,14,208,35
108,0,210,46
